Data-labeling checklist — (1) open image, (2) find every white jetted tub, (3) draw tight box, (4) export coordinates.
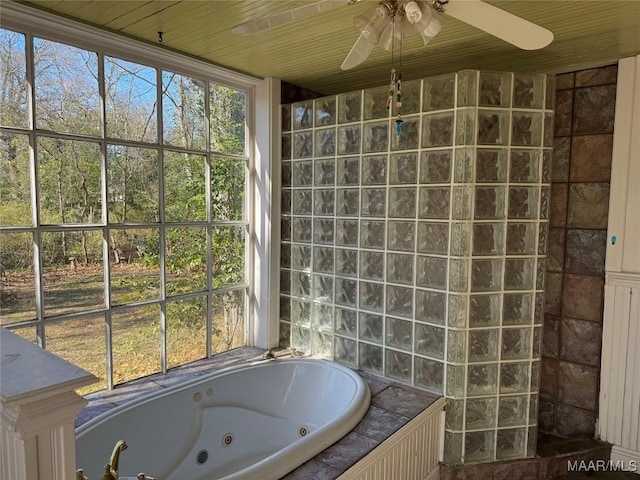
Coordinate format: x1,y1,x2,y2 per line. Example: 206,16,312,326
76,358,371,480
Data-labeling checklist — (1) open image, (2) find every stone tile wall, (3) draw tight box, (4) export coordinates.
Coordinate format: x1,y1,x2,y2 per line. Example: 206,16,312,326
539,64,617,437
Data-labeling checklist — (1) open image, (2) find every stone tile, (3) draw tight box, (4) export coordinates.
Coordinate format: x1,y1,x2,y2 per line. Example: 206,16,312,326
544,272,563,315
552,137,571,182
371,384,440,418
556,72,575,90
540,357,558,400
493,460,538,480
550,183,568,228
316,431,379,471
567,183,610,229
575,64,618,87
554,89,573,136
282,458,342,480
353,405,410,441
555,403,597,437
357,370,393,396
547,228,566,273
538,399,555,432
557,361,598,410
573,85,617,135
76,399,117,427
562,274,604,322
458,464,497,480
95,379,163,406
560,318,602,367
570,134,613,182
565,229,607,276
543,315,560,358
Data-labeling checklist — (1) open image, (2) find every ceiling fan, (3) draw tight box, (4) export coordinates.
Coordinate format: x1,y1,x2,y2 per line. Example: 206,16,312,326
232,0,554,70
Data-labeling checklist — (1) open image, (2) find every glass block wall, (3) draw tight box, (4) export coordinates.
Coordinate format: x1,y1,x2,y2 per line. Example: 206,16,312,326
279,70,553,463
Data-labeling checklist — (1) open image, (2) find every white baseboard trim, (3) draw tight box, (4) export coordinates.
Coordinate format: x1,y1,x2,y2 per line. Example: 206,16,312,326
610,445,640,474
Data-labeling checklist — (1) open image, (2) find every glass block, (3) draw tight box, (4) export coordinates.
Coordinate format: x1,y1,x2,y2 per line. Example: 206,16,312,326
465,430,496,463
362,155,387,184
450,222,471,256
455,107,476,146
292,189,312,215
504,258,535,291
534,293,544,325
447,364,466,397
313,274,334,303
360,250,384,281
291,298,311,326
315,128,336,157
291,271,311,298
292,101,313,129
447,329,467,363
282,162,292,187
536,258,546,291
416,255,447,290
496,428,526,460
415,290,446,325
502,328,531,360
386,285,413,319
476,148,508,183
313,303,333,331
479,72,512,107
445,398,464,430
512,112,543,147
282,133,292,160
419,187,450,219
311,330,333,359
508,187,539,219
363,121,389,153
281,190,292,214
335,307,357,337
545,74,555,110
538,222,549,256
335,248,358,277
389,187,417,218
471,259,503,292
541,150,551,184
359,281,384,312
531,361,540,392
360,312,383,344
291,325,311,353
336,219,359,247
385,349,412,383
478,110,510,145
527,427,538,458
415,357,444,393
415,323,445,359
335,278,357,307
540,186,550,220
424,73,455,111
448,294,469,328
387,253,414,285
359,342,383,374
280,296,291,320
282,104,292,132
281,243,291,268
469,294,501,328
444,431,463,464
449,258,469,293
390,152,418,184
503,293,533,325
279,320,291,347
314,189,335,216
457,70,478,107
468,364,499,397
386,317,413,351
335,335,357,366
420,150,452,184
315,96,336,126
453,148,473,183
361,188,386,217
475,186,506,219
336,156,359,185
532,326,542,358
506,223,536,255
422,112,454,148
473,223,505,256
466,397,497,430
293,131,313,158
394,79,421,115
391,116,419,151
281,270,291,294
510,149,540,183
292,160,313,186
292,217,312,243
544,113,554,147
313,218,334,245
499,395,528,427
360,220,385,250
469,329,499,362
529,396,538,425
281,217,292,241
338,91,362,124
388,221,416,252
363,86,390,120
336,188,359,217
417,222,449,254
337,125,361,155
291,244,311,271
513,74,544,109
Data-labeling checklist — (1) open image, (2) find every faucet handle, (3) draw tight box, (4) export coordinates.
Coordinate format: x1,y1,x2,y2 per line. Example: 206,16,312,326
76,469,88,480
138,474,155,480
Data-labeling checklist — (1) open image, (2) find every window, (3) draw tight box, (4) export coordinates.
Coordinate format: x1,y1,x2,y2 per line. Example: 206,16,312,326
0,24,252,392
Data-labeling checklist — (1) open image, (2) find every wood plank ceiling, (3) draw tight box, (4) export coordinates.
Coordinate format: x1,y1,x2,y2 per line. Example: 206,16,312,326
17,0,640,95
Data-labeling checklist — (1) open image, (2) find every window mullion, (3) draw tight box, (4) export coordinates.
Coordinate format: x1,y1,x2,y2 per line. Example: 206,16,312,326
205,81,213,357
157,67,167,374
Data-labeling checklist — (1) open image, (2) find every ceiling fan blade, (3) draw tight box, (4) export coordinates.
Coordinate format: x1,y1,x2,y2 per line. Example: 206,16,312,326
232,0,347,34
442,0,554,50
341,32,375,70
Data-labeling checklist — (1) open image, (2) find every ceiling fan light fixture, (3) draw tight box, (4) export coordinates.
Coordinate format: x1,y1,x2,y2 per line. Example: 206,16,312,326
353,3,393,45
403,1,423,24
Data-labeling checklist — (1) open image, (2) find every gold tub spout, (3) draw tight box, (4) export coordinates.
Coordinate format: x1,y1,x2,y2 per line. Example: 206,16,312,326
101,440,128,480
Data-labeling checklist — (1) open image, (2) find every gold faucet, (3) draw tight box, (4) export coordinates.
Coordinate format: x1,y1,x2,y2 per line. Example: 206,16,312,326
101,440,128,480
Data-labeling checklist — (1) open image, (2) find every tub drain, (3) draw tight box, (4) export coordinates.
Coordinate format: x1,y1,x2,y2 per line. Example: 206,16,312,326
222,433,234,447
196,450,208,465
299,426,308,437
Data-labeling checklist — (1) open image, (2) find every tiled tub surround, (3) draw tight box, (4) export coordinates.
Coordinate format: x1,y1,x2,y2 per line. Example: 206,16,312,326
280,70,553,463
